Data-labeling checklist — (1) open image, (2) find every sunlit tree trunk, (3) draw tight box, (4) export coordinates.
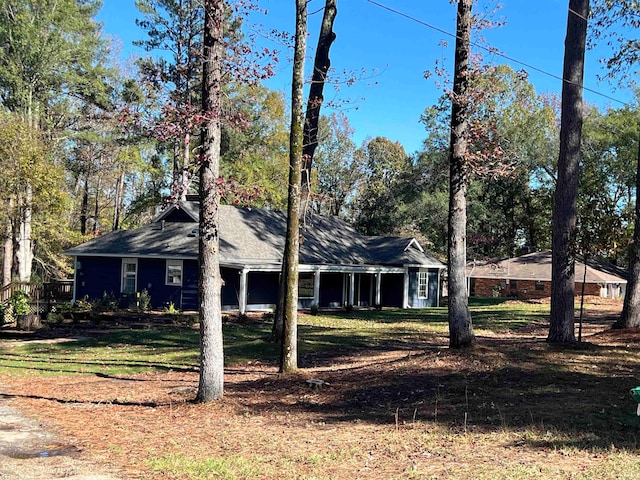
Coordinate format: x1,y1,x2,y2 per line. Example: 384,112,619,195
14,184,33,283
549,0,589,343
196,0,224,402
279,0,307,373
3,198,14,286
615,134,640,328
447,0,475,349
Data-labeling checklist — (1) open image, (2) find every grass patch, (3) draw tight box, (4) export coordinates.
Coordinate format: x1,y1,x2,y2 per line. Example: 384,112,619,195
0,303,547,377
148,453,263,480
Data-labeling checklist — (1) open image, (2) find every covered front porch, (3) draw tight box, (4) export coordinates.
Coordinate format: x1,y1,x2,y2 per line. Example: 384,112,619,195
221,264,443,313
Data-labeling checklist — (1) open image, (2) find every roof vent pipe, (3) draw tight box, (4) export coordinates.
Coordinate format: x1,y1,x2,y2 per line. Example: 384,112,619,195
161,220,165,231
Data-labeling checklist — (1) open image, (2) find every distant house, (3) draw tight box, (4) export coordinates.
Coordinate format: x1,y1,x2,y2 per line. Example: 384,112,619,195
467,250,627,300
65,200,445,312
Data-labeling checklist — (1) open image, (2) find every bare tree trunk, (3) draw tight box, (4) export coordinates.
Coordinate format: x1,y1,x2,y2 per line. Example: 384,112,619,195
270,277,285,342
80,175,89,235
300,0,337,216
112,168,125,231
549,0,589,344
172,141,182,199
196,0,225,403
279,0,307,374
3,198,14,286
14,184,33,283
93,176,101,235
615,132,640,329
447,0,475,349
182,132,191,201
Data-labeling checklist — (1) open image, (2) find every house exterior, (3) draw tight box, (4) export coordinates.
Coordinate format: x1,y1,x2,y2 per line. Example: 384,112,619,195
65,201,445,312
467,250,627,300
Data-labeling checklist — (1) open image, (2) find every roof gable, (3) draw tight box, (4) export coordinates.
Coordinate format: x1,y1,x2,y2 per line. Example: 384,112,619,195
153,201,199,223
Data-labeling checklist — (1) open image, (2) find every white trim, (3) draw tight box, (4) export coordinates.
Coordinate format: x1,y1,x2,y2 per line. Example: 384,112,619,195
239,268,248,314
348,273,355,306
404,238,424,253
71,256,78,303
165,259,183,286
403,269,409,308
313,269,321,307
121,258,138,294
417,270,429,299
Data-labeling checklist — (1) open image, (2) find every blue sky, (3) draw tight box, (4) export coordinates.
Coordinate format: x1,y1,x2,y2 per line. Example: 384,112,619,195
98,0,632,155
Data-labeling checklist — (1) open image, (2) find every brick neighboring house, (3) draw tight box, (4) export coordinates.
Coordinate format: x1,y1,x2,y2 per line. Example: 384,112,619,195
467,250,627,300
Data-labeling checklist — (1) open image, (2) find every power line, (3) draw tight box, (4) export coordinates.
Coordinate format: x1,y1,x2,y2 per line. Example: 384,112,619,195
364,0,629,107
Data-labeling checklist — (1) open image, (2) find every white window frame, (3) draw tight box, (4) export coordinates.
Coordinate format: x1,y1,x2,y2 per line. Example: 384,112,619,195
166,259,183,286
121,258,138,294
417,271,429,299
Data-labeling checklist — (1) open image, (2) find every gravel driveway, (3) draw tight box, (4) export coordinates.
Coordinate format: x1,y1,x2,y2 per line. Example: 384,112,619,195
0,366,123,479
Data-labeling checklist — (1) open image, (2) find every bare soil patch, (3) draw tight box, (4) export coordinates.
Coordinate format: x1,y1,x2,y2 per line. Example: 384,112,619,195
2,302,640,479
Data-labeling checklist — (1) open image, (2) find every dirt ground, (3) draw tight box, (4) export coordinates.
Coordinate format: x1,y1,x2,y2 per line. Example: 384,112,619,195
1,301,639,479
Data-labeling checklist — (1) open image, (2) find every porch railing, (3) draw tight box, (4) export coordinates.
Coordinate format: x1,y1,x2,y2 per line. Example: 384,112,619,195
1,280,74,315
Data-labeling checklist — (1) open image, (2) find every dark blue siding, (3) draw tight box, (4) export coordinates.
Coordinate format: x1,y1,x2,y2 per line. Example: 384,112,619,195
181,261,199,310
407,268,439,308
428,270,439,304
75,256,439,311
138,258,183,309
75,256,200,310
75,256,121,301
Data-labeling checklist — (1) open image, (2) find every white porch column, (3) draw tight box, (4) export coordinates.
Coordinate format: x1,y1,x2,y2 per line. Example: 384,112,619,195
72,257,78,304
239,268,249,314
403,269,410,309
313,269,321,306
349,273,355,306
375,272,382,306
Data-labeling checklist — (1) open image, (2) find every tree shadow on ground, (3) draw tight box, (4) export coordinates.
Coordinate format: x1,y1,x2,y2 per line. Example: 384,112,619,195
228,329,640,452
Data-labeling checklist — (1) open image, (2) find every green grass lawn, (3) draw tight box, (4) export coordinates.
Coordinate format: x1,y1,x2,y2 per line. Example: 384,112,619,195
2,300,640,480
0,301,548,377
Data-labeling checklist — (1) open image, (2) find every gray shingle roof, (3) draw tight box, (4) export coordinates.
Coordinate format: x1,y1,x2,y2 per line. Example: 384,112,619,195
468,250,627,284
65,203,444,269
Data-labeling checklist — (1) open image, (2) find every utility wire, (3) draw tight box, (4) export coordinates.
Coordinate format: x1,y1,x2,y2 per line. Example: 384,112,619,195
365,0,629,107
